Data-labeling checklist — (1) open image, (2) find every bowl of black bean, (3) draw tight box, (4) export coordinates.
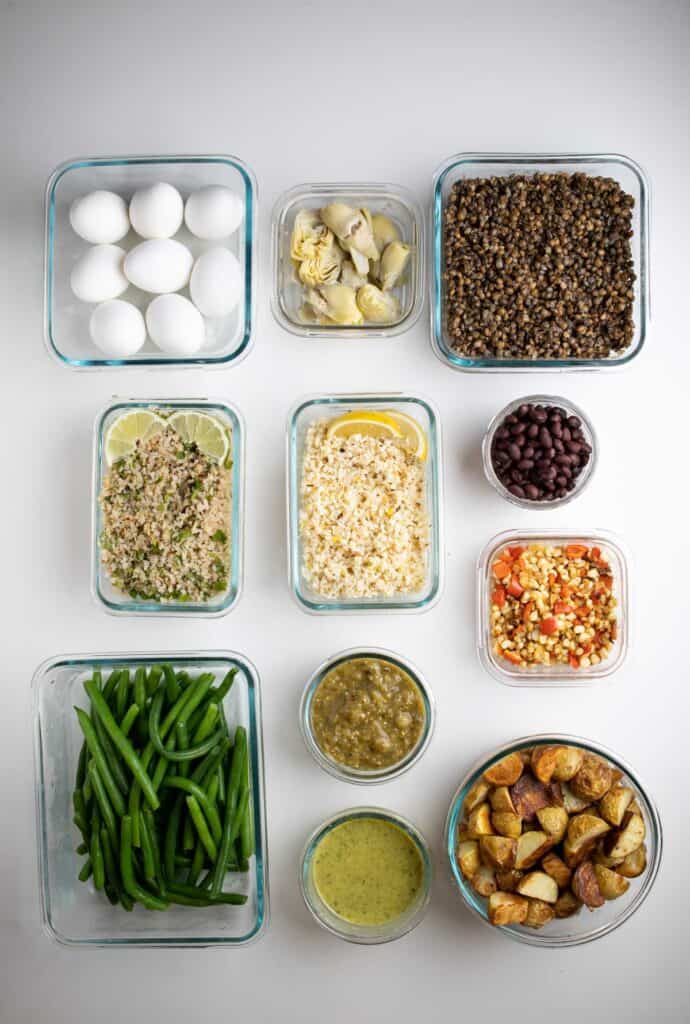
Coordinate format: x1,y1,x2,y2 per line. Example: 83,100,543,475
482,396,597,508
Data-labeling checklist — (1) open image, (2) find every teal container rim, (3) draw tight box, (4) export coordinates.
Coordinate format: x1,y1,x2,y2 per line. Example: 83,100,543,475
92,398,244,617
32,649,269,948
444,733,662,948
431,152,650,372
43,153,256,369
286,393,444,613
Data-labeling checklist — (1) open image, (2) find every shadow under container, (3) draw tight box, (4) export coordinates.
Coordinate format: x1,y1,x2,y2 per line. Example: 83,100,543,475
431,152,649,372
444,734,662,948
45,154,257,368
300,807,433,944
287,394,443,613
32,651,269,948
477,529,629,686
271,183,424,338
92,398,244,617
299,647,436,783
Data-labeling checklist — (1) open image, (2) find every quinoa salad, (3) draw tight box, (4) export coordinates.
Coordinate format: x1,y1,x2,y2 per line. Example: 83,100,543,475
299,421,429,599
99,425,231,603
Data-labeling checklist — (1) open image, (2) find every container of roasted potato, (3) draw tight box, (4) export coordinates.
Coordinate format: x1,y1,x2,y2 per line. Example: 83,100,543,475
445,736,662,947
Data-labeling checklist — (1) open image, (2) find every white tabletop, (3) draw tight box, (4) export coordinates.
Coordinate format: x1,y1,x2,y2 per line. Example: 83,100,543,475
2,1,689,1021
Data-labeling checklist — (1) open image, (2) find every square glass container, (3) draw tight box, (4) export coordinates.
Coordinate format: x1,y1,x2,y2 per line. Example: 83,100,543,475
32,651,269,948
287,394,443,613
431,153,649,372
271,183,424,338
93,398,244,617
477,529,629,685
45,154,257,368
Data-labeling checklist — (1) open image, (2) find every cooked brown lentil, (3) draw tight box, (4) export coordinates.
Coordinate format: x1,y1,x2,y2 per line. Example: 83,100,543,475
443,172,636,360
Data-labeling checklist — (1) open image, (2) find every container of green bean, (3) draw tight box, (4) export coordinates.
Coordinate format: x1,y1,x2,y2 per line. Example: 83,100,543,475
32,651,268,947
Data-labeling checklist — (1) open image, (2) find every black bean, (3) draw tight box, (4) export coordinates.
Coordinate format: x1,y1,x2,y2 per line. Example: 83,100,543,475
527,423,539,439
567,416,581,429
539,427,552,448
562,427,572,442
517,459,535,470
525,484,540,500
556,475,567,487
508,484,526,498
523,446,535,459
553,438,564,453
496,427,510,440
508,443,521,460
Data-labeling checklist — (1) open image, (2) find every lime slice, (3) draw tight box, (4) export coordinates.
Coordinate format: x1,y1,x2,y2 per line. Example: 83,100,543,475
105,410,166,465
168,411,229,464
326,410,403,443
385,410,427,461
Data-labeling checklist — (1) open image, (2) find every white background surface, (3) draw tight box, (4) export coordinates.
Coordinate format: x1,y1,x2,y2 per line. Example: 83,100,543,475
2,1,689,1021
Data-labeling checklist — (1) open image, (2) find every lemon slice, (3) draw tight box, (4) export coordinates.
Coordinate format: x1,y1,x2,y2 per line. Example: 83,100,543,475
105,410,166,465
386,410,427,461
168,411,229,464
326,410,403,442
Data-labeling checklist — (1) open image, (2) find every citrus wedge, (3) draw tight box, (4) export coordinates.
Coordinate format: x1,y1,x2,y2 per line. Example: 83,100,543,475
105,410,166,465
386,410,427,461
326,410,403,443
168,411,229,464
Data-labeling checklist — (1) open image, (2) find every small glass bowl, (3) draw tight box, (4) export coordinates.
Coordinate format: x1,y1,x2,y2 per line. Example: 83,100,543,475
32,650,269,948
45,154,257,369
300,807,433,944
299,647,435,784
271,182,424,339
92,398,244,617
286,393,444,613
482,395,598,509
444,734,662,948
431,152,649,372
478,529,629,686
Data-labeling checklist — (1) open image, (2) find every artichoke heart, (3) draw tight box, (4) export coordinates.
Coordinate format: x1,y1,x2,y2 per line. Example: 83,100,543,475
298,303,334,326
379,241,411,291
320,202,380,263
356,283,400,324
298,231,344,286
371,213,400,253
339,259,369,289
290,208,327,262
305,284,363,326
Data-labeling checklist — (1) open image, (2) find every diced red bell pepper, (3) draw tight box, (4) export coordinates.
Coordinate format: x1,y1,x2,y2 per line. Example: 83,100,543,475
540,617,558,635
492,560,511,580
492,586,506,608
566,544,588,559
569,654,581,669
508,546,525,559
553,602,573,615
501,650,522,665
506,576,524,598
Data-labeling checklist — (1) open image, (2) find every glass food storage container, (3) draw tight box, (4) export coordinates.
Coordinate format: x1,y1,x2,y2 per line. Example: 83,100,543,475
299,647,436,784
477,529,629,685
444,734,662,948
431,152,649,372
271,183,424,339
300,807,433,944
93,398,244,617
482,395,598,509
32,650,269,948
44,154,257,368
287,393,443,613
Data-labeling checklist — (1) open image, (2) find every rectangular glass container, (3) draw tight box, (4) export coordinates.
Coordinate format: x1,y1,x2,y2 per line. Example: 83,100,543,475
287,394,443,612
32,651,269,948
271,183,424,339
477,529,629,686
92,398,244,616
431,153,649,372
44,154,256,368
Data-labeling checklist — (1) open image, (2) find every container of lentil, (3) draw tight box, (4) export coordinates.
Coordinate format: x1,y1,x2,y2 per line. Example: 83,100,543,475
92,398,244,616
300,807,432,944
477,529,629,685
300,648,435,783
431,152,649,372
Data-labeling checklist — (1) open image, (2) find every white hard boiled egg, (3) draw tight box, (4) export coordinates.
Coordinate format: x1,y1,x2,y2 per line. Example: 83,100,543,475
70,245,128,303
69,190,130,244
124,238,193,294
184,185,244,240
189,247,242,318
146,294,205,355
89,300,146,357
129,182,184,239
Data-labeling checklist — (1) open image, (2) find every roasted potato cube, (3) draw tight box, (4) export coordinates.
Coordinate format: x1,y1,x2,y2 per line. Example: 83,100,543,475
480,835,517,870
570,754,614,802
627,797,642,816
518,747,534,766
524,898,556,929
489,786,516,814
456,821,472,843
484,752,524,787
593,864,630,900
610,768,624,785
467,802,494,838
593,843,625,869
536,805,569,842
495,869,523,892
488,891,529,926
617,843,647,879
463,779,491,817
471,864,497,897
599,785,634,827
515,830,552,870
516,871,559,904
572,860,605,909
491,811,522,839
563,813,611,867
552,746,584,782
510,772,550,822
554,891,582,918
546,781,564,806
604,812,646,861
561,782,591,815
456,839,480,880
541,851,572,890
530,746,565,784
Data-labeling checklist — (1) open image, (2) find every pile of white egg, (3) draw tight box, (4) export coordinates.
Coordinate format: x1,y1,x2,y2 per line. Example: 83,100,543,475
68,183,244,358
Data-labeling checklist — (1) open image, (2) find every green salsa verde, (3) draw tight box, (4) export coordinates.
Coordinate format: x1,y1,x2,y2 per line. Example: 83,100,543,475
312,817,424,926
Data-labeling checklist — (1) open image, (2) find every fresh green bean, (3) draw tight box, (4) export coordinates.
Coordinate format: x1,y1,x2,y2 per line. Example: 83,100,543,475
150,689,224,762
175,722,190,778
102,669,122,706
115,669,129,721
167,882,247,905
187,838,206,885
92,710,129,795
93,669,103,690
210,728,246,898
240,793,255,861
120,702,140,738
90,823,105,891
88,761,118,848
75,707,126,816
146,665,163,696
163,777,222,844
100,827,121,896
185,797,218,861
226,727,247,817
208,668,237,705
73,787,87,822
190,703,219,745
163,664,180,704
139,810,156,883
143,807,164,891
163,795,184,882
78,859,92,882
75,742,87,790
120,816,168,911
76,842,88,856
